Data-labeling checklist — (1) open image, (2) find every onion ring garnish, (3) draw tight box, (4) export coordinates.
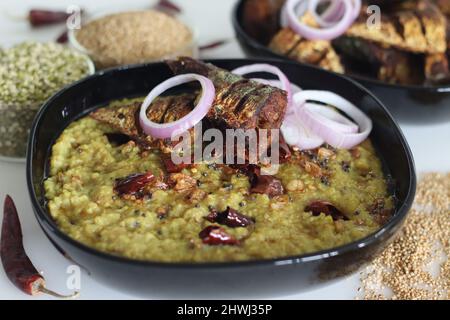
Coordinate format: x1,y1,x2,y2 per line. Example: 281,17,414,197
284,0,361,40
232,64,293,108
139,74,215,139
293,90,372,149
293,91,358,134
281,112,324,150
310,0,360,27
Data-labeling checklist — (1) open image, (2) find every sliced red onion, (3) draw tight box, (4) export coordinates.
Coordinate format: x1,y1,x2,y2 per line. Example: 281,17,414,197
311,0,344,27
281,112,324,150
280,0,308,27
250,78,302,94
295,101,358,134
311,0,360,27
293,90,372,149
139,74,215,139
232,64,292,108
285,0,360,40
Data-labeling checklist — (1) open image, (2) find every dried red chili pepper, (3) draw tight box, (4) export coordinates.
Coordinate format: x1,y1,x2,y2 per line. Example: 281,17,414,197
206,207,254,228
199,226,239,246
1,196,78,298
305,200,349,221
56,30,69,44
154,0,182,15
250,175,284,198
29,10,71,27
162,154,190,173
199,40,229,51
114,172,155,198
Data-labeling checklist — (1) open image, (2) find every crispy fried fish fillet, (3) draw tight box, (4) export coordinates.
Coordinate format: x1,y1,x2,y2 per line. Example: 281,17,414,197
346,1,447,54
90,94,196,150
166,57,288,130
269,27,344,73
334,37,422,84
434,0,450,16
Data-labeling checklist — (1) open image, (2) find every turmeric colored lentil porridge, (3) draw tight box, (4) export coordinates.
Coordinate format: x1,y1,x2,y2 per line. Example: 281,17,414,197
44,98,393,263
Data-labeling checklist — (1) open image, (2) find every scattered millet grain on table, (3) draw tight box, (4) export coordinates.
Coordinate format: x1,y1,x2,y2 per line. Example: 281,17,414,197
74,10,194,69
358,173,450,300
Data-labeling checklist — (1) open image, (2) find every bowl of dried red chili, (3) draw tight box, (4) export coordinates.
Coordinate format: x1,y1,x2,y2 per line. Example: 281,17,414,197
26,59,416,298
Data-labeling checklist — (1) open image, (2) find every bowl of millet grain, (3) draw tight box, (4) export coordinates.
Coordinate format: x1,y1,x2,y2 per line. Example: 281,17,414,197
0,42,94,161
69,10,197,69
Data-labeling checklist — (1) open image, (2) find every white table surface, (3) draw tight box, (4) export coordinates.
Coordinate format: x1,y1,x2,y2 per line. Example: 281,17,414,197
0,0,449,300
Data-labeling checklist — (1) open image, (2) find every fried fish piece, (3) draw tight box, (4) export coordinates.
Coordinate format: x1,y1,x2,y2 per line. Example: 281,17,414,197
334,37,423,84
346,1,447,54
269,27,344,73
166,57,288,130
90,93,196,149
434,0,450,16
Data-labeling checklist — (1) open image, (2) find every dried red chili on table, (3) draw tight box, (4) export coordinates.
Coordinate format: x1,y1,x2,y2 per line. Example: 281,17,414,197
1,196,78,298
206,207,255,228
199,40,229,51
56,30,69,44
29,10,71,27
154,0,182,15
199,226,239,246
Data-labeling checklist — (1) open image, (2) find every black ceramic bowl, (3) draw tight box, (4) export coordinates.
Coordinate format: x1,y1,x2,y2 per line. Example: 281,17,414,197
27,59,416,298
232,0,450,124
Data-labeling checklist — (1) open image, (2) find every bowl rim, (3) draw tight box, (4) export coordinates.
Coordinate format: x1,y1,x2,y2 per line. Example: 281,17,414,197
26,59,417,269
231,0,450,93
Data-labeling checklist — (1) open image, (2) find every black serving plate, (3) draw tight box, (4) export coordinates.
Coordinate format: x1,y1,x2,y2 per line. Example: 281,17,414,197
232,0,450,124
27,59,416,298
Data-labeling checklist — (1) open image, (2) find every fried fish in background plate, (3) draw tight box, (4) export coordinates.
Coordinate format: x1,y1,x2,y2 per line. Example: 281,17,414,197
333,37,423,85
269,28,344,73
346,1,447,54
434,0,450,15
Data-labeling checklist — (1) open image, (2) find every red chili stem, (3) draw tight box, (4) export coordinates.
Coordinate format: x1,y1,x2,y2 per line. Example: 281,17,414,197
1,196,78,298
29,9,71,27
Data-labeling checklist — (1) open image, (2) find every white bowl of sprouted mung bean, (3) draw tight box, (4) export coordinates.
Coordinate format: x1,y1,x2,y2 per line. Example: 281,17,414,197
68,10,198,70
0,42,95,161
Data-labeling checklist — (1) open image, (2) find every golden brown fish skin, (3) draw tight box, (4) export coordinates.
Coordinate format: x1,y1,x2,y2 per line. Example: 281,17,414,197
269,27,300,55
346,1,447,54
434,0,450,16
269,28,345,73
90,94,196,149
166,57,288,130
334,37,422,85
